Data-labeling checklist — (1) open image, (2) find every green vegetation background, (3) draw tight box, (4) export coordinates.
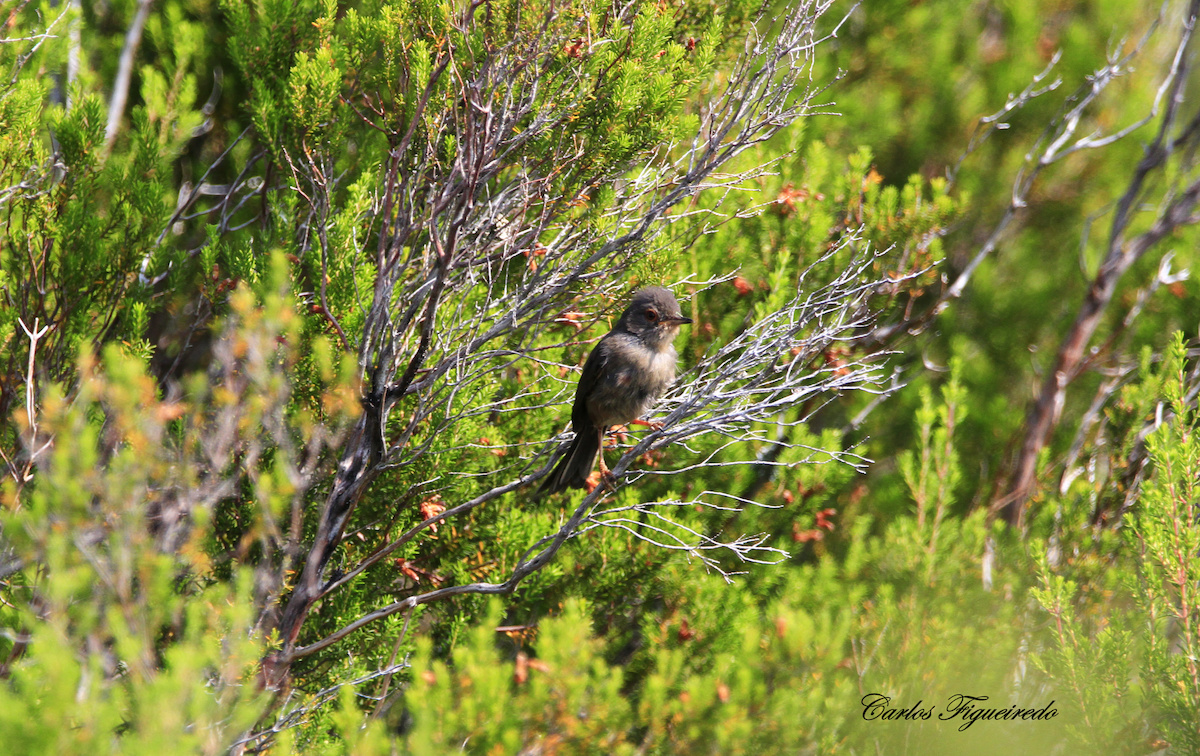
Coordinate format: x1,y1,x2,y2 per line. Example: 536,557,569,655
1,0,1197,753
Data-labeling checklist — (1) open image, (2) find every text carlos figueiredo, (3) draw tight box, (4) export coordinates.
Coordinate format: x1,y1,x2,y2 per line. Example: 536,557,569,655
861,693,1058,732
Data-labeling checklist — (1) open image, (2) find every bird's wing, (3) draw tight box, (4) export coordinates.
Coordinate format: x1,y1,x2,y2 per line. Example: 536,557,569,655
571,337,608,433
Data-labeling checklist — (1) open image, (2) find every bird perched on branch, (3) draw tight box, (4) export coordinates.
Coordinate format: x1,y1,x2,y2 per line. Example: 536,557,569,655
541,287,692,494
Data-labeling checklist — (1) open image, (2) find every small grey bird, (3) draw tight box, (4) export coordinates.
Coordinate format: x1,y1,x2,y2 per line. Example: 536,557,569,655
541,287,692,493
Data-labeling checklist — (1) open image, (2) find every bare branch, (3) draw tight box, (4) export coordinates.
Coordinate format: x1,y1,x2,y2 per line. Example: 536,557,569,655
105,0,153,154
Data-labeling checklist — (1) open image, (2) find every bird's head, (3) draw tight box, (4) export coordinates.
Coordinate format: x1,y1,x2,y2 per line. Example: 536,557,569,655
619,287,693,348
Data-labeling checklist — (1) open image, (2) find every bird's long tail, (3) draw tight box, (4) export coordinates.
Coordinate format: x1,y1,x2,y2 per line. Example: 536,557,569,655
540,426,601,494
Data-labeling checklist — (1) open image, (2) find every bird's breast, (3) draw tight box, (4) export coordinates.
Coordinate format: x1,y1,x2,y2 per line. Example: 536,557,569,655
586,337,677,427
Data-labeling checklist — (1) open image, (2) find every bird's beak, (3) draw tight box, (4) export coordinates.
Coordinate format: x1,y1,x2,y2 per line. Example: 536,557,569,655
662,315,693,325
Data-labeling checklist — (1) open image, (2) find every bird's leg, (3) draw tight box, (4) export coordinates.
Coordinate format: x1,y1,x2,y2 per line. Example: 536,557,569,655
584,463,616,494
597,451,611,479
609,418,662,438
630,417,664,431
587,426,617,492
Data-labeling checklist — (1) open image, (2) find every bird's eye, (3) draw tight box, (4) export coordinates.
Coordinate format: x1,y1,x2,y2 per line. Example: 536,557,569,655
645,309,658,322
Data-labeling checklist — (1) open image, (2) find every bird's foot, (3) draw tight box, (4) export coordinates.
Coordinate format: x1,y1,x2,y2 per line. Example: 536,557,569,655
602,468,617,489
630,418,664,431
585,457,618,493
584,470,618,493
